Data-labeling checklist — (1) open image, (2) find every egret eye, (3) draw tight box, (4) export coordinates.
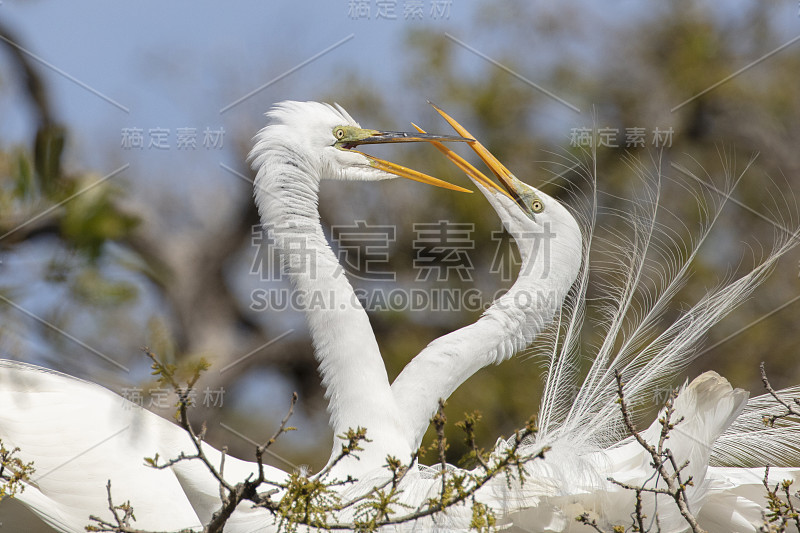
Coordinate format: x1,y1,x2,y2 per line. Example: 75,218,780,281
531,200,544,213
334,127,346,140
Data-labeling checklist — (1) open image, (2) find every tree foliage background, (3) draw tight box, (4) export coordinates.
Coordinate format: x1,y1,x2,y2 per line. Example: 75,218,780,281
1,1,799,471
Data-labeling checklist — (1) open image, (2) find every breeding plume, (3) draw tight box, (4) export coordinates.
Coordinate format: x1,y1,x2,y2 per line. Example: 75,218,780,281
0,101,799,533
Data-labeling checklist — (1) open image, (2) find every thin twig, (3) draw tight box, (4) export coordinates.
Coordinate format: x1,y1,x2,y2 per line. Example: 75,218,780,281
612,370,705,533
761,362,800,427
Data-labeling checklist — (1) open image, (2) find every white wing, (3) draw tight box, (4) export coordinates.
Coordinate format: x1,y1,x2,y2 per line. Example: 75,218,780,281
0,360,285,532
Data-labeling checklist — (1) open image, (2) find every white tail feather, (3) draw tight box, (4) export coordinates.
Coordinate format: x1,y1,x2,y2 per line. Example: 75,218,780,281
712,385,800,467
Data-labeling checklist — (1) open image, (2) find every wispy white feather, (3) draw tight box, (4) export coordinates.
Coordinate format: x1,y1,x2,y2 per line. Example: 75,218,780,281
530,151,799,455
712,385,800,467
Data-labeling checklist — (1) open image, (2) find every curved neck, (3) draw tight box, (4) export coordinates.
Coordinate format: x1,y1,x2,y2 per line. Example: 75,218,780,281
391,222,579,449
254,144,412,472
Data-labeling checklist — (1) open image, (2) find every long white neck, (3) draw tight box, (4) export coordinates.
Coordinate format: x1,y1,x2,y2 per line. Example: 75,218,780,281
253,142,412,473
391,213,581,450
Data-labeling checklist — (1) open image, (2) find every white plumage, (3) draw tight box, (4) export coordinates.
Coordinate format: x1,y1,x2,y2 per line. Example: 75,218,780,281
1,101,799,532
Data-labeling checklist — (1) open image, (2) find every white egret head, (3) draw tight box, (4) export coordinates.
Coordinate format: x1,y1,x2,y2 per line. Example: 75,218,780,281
251,101,472,192
414,103,581,250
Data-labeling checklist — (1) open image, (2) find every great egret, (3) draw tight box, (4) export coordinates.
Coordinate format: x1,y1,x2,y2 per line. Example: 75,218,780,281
249,101,473,475
397,108,800,532
0,100,557,531
1,101,799,532
249,101,581,473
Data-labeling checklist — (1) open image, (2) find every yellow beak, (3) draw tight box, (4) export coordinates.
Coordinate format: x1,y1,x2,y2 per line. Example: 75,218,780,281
416,103,535,213
351,148,473,193
341,129,473,193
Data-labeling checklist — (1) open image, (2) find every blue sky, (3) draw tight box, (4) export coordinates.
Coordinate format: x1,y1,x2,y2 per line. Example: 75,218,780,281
1,0,547,239
0,1,478,161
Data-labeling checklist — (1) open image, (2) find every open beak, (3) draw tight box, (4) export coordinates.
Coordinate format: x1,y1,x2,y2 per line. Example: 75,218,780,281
347,130,470,146
415,103,541,218
340,128,474,193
